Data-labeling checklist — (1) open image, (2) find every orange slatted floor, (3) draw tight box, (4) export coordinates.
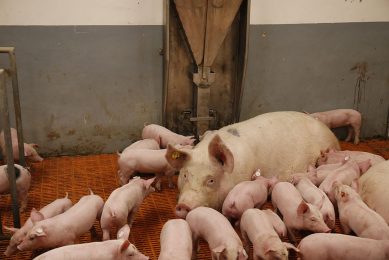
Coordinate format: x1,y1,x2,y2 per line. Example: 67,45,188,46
0,139,388,260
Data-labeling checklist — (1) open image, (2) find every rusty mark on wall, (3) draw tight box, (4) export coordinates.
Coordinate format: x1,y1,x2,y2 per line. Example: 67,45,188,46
66,129,76,136
350,62,369,110
47,130,61,141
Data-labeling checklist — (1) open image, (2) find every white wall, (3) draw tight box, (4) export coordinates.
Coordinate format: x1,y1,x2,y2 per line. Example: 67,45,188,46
0,0,164,25
1,0,389,25
251,0,389,24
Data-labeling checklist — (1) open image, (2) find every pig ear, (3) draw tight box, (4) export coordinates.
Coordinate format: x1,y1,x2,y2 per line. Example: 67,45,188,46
30,208,45,225
117,224,131,240
358,159,371,174
165,144,191,170
119,240,130,253
3,226,19,234
186,136,196,145
33,227,47,237
332,181,341,195
340,190,349,202
265,248,276,254
144,177,156,190
208,134,234,173
284,242,300,252
297,201,309,215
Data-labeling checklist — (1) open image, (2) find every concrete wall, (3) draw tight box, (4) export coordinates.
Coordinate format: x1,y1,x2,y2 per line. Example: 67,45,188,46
0,26,163,155
0,0,388,156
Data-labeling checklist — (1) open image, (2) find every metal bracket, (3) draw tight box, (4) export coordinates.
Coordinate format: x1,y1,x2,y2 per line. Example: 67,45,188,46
193,66,216,88
190,116,214,122
183,109,217,122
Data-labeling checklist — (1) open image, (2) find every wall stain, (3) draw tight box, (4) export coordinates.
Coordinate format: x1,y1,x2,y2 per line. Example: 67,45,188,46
350,62,369,110
66,129,76,136
92,124,118,139
47,131,61,141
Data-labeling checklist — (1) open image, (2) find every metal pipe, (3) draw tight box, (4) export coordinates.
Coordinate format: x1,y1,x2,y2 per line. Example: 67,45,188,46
0,47,26,166
162,0,170,127
9,49,26,166
0,68,21,228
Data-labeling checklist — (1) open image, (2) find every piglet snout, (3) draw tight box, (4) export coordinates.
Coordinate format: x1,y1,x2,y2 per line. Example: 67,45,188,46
175,203,191,219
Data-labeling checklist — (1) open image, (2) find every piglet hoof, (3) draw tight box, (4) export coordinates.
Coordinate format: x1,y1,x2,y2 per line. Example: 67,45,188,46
19,202,27,212
155,184,162,192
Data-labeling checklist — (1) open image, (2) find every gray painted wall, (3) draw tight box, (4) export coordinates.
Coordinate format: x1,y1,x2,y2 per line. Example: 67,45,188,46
241,22,389,138
0,23,388,156
0,26,163,155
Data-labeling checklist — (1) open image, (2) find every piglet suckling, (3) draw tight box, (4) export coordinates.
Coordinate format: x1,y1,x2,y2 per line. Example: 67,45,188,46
359,160,389,225
308,109,361,144
33,224,149,260
289,160,346,186
240,208,298,260
117,149,176,189
0,128,43,162
4,193,73,256
0,164,31,212
295,177,335,229
158,219,192,260
333,183,389,240
101,177,155,241
319,158,371,203
141,124,195,148
271,182,330,242
222,172,277,221
298,233,389,260
17,190,104,251
317,149,385,166
186,206,248,260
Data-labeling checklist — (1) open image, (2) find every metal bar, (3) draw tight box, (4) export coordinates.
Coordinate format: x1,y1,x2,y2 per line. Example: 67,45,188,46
234,0,250,122
8,49,26,166
0,47,15,53
189,116,214,122
0,69,21,228
162,0,170,127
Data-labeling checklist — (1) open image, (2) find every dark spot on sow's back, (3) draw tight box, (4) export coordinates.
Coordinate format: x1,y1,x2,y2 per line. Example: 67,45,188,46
227,128,240,137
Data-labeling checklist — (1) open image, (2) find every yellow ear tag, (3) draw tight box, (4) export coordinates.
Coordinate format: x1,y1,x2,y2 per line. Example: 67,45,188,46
172,151,181,160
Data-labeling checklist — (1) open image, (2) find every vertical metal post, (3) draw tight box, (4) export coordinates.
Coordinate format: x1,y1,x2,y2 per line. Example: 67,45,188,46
0,47,25,166
9,48,26,166
0,69,21,228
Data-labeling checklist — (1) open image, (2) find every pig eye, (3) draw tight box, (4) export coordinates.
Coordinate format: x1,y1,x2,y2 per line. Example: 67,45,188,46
207,178,215,186
310,217,317,221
